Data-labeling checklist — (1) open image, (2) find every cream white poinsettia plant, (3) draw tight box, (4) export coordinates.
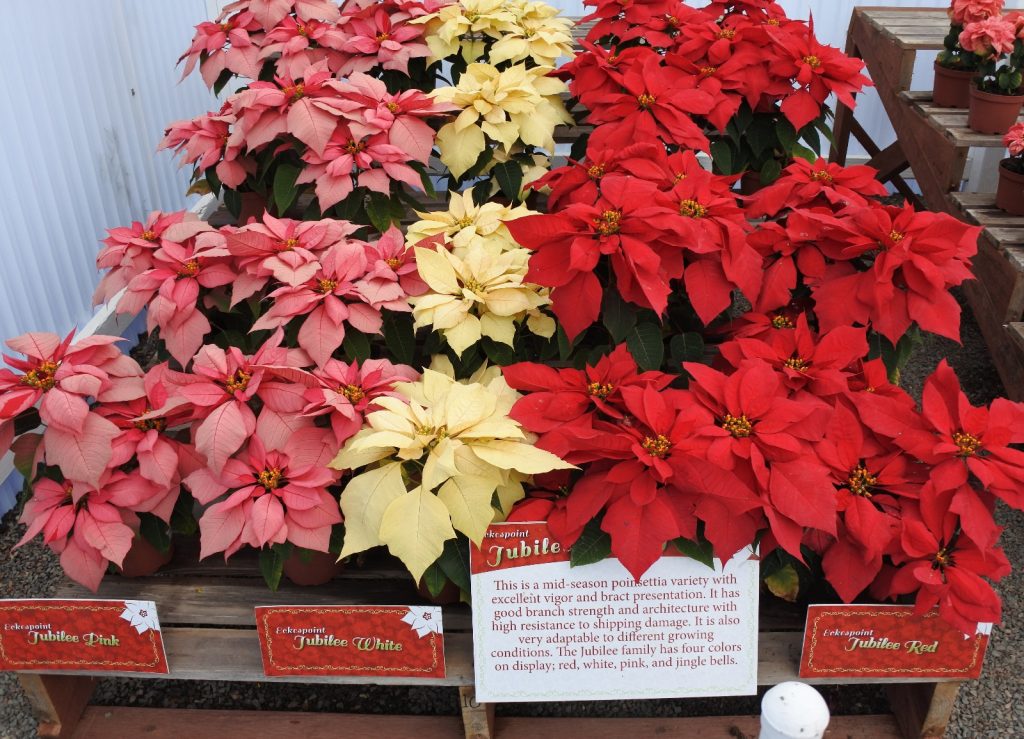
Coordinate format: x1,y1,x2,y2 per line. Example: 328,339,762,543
331,362,572,579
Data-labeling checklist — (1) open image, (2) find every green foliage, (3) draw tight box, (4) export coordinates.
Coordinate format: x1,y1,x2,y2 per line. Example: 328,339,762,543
570,519,611,567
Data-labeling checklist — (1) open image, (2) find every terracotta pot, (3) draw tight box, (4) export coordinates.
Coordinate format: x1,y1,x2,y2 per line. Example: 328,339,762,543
967,87,1024,135
283,549,345,586
932,62,975,108
997,160,1024,216
119,536,174,578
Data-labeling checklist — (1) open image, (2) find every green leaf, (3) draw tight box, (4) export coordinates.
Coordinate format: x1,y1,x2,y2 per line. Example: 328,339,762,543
670,332,705,365
746,116,777,158
673,536,714,570
626,322,664,371
259,546,288,591
710,139,734,175
170,495,199,536
272,163,301,216
212,68,234,97
139,513,172,554
437,536,472,595
571,519,612,567
492,160,524,201
365,191,405,233
223,188,242,220
382,312,416,365
332,191,365,222
421,561,449,597
409,161,437,198
776,119,798,153
799,124,822,156
602,289,637,343
759,159,783,185
342,328,371,363
792,143,818,163
471,183,492,207
764,563,801,603
481,337,517,366
556,325,577,361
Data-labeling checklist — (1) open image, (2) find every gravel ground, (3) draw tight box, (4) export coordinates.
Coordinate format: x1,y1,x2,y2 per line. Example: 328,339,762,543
0,291,1021,737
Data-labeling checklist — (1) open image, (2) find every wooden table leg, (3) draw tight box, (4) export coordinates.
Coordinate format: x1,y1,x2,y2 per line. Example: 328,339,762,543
887,681,962,739
17,674,95,737
459,685,495,739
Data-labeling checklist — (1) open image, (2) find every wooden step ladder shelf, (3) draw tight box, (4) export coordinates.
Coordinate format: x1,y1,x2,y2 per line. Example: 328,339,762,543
832,7,1024,399
14,541,961,739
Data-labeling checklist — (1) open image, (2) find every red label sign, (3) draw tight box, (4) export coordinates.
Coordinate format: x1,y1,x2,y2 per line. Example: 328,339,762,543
255,605,446,679
799,604,990,679
470,521,570,574
0,599,169,674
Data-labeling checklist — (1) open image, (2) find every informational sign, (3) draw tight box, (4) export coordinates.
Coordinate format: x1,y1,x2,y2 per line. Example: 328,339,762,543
471,522,759,702
0,599,169,674
255,605,446,678
799,604,991,679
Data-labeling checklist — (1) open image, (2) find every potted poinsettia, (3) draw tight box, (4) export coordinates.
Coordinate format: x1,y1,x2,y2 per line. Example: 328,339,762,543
934,0,1004,107
997,121,1024,214
962,13,1024,133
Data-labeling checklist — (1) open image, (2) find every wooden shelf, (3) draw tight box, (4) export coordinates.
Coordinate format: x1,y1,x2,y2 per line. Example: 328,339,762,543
899,92,1021,148
858,7,959,50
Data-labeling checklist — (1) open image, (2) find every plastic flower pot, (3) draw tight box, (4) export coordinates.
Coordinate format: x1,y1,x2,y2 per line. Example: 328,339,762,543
932,61,975,108
967,87,1024,135
996,159,1024,215
118,536,174,578
283,549,345,587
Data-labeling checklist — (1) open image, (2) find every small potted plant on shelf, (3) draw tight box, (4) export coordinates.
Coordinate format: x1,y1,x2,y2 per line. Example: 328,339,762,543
935,0,1005,107
997,121,1024,214
963,14,1024,133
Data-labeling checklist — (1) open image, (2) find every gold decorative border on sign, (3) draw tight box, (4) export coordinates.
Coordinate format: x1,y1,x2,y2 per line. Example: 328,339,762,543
804,609,983,675
260,607,441,674
0,604,163,669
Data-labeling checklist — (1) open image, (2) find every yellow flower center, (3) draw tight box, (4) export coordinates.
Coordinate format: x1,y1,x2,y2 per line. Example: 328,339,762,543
225,370,251,394
220,21,234,32
21,360,59,391
280,237,299,251
846,465,877,497
784,356,809,371
462,278,484,293
258,467,283,491
376,32,390,42
637,92,656,108
700,66,718,77
141,230,158,242
933,547,954,569
297,24,308,36
666,14,678,27
803,55,821,69
771,315,794,329
810,169,834,183
284,83,305,100
134,410,167,433
177,259,200,278
594,210,622,236
679,199,707,219
717,28,736,39
721,413,752,438
767,18,781,26
341,384,365,402
386,101,400,113
454,215,475,229
642,434,672,459
889,230,905,243
386,257,402,269
587,163,605,179
345,140,367,154
587,381,614,399
317,278,338,294
953,431,981,457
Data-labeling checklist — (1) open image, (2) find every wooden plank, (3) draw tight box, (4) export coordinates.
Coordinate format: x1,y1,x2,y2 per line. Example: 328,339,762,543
17,674,95,738
495,714,903,739
27,628,476,687
460,686,494,739
73,707,464,739
899,93,1020,148
962,278,1024,399
1009,322,1024,356
53,577,474,631
887,682,962,739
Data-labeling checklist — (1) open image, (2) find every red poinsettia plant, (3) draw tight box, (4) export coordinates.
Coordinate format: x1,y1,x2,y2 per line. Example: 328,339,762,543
3,0,1022,640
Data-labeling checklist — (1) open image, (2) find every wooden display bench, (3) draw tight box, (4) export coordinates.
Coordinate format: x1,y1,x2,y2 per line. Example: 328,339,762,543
831,7,1024,399
14,541,961,739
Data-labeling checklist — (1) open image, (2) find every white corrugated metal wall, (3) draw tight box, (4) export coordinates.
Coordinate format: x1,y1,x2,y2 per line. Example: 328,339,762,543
1,1,1022,515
